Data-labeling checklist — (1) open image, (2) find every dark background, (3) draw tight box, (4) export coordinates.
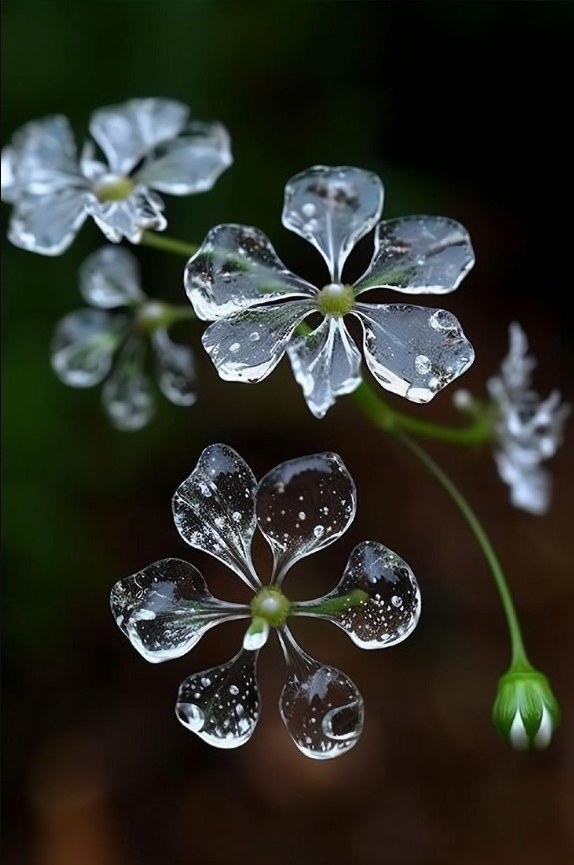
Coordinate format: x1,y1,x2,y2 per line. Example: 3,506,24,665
2,2,573,864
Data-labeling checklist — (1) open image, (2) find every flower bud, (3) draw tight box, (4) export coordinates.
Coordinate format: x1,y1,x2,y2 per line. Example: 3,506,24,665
492,668,560,750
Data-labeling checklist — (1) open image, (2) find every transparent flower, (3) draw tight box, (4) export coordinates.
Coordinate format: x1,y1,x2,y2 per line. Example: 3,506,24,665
51,246,196,430
184,165,475,417
110,444,421,758
474,322,569,514
492,666,560,751
1,98,232,255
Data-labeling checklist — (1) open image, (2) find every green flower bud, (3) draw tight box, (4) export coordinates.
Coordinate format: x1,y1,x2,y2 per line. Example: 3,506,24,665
492,667,560,751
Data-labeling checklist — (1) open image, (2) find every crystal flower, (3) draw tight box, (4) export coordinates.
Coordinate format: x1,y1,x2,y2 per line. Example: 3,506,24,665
1,98,232,255
51,246,196,431
485,323,569,514
110,444,421,758
184,165,475,417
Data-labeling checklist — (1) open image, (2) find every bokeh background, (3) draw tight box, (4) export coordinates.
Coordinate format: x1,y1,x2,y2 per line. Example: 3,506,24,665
2,2,573,864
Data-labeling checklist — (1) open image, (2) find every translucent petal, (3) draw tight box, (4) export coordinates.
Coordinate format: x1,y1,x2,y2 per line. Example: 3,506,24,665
172,444,259,589
176,648,261,749
282,165,384,281
79,246,145,308
494,452,551,516
85,188,166,244
293,541,421,649
286,316,362,418
256,452,356,583
89,98,188,175
102,336,155,431
184,224,317,321
355,216,475,295
8,188,89,256
152,329,196,406
1,115,84,200
242,618,270,651
278,627,364,760
137,121,232,195
355,303,475,403
202,299,315,383
51,309,128,387
110,558,249,663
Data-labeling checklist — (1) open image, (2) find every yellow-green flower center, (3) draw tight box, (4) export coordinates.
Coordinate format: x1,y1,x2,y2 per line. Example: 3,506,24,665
250,586,291,627
94,175,135,202
316,283,356,317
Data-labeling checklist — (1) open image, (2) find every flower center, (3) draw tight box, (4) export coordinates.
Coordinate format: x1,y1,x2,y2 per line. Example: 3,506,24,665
94,174,135,202
250,586,291,627
316,283,355,317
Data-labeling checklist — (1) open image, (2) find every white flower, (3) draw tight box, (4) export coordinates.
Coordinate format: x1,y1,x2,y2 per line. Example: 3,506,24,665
184,165,475,417
110,444,421,757
51,247,196,430
492,667,560,751
1,98,232,255
487,323,569,514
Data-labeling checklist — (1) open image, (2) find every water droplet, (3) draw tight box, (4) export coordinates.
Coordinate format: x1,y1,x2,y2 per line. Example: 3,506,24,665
302,202,316,217
229,342,241,353
391,595,403,608
415,354,432,375
232,511,242,522
201,676,211,687
249,332,260,342
298,511,306,520
313,525,325,538
229,684,239,696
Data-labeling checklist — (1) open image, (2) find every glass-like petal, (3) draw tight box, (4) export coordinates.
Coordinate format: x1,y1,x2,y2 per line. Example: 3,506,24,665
278,627,364,760
79,246,145,309
202,299,315,383
137,121,232,195
293,541,421,649
110,558,249,663
89,98,188,176
8,188,89,255
286,316,362,418
152,329,196,406
355,303,475,403
355,216,475,295
172,444,259,589
102,336,155,431
86,188,166,244
184,225,317,321
282,165,384,282
51,309,128,387
493,451,551,516
256,452,356,583
1,115,84,200
176,648,261,749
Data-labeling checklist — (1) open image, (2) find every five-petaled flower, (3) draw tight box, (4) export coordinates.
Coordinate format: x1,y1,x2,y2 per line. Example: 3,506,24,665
51,246,196,431
1,98,232,255
110,444,421,758
184,165,476,418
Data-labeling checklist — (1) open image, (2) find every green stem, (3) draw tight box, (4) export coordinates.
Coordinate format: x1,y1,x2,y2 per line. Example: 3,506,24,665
140,231,197,258
388,426,528,668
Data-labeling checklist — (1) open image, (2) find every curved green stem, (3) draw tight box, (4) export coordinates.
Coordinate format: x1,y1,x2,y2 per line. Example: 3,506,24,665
140,231,197,258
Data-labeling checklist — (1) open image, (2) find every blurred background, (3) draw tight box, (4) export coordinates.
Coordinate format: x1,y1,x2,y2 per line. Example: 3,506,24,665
2,2,573,864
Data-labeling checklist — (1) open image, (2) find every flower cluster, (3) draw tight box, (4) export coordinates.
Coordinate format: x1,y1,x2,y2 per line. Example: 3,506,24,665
111,444,421,757
51,246,196,430
185,165,476,417
1,98,231,254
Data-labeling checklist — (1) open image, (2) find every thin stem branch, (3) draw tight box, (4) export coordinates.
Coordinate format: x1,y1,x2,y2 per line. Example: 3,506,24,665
140,231,197,258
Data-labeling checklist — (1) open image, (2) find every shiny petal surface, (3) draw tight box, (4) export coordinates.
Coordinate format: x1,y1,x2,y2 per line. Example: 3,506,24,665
282,165,384,281
184,224,317,320
355,216,474,295
355,303,475,403
137,121,232,195
79,246,145,308
176,648,261,749
1,115,84,200
278,628,364,760
172,444,259,589
256,452,356,582
8,188,89,255
152,329,196,406
51,309,127,387
110,558,248,663
287,316,362,418
202,299,315,383
102,336,155,431
86,187,166,244
293,541,421,649
89,98,188,175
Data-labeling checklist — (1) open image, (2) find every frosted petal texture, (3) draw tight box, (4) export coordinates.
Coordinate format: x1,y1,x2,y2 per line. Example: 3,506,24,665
172,444,259,588
176,649,261,749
